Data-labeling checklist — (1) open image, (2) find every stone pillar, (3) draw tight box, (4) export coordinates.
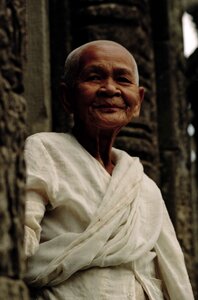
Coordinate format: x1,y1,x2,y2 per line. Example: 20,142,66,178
49,0,73,132
150,0,196,295
24,0,52,134
185,3,198,297
0,0,29,299
186,48,198,300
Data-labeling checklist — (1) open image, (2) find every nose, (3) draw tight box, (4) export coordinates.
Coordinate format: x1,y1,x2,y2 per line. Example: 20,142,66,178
97,79,121,97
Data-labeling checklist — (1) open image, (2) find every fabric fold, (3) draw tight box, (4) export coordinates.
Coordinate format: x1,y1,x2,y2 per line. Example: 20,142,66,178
27,148,163,288
24,133,194,299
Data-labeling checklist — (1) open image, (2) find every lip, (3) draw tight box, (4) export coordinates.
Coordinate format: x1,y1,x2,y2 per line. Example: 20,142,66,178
92,106,125,113
92,102,126,109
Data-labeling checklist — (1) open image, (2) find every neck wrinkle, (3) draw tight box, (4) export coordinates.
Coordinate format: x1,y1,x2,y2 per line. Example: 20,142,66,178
72,125,118,175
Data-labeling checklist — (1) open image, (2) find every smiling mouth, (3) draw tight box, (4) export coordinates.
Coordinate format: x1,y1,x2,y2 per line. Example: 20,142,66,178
92,103,126,109
92,106,126,114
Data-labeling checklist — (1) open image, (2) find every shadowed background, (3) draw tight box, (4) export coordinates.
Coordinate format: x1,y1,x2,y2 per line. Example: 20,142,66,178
0,0,198,298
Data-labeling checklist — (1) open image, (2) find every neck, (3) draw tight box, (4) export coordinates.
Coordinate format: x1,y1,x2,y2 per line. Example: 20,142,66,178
72,123,120,175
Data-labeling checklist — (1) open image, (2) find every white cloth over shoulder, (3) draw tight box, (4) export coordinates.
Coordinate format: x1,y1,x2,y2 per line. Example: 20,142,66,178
24,132,194,300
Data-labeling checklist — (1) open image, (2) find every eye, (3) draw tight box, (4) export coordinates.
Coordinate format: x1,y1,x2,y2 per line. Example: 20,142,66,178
117,76,131,84
87,74,101,81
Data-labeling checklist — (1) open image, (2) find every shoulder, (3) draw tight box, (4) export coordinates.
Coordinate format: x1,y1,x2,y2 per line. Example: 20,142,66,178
139,173,164,221
142,173,161,196
25,132,68,143
24,132,84,166
25,132,73,150
113,148,162,200
24,132,73,162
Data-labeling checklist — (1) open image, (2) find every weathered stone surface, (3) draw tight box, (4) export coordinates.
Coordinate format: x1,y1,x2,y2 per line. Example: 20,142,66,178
24,0,52,134
0,0,29,298
150,0,197,295
185,9,198,295
0,80,26,277
49,0,74,133
0,277,29,299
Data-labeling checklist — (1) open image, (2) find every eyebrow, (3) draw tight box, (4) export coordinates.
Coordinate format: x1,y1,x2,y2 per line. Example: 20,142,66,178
81,65,133,76
81,65,106,74
115,68,133,76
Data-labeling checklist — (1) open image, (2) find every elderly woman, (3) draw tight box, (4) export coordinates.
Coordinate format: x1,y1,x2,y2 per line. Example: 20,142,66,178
24,40,194,299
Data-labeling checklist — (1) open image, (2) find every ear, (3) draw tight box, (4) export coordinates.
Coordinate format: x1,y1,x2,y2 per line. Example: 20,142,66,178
133,86,145,117
60,82,73,114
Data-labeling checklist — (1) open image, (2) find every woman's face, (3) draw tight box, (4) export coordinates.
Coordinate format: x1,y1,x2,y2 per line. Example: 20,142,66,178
68,43,144,132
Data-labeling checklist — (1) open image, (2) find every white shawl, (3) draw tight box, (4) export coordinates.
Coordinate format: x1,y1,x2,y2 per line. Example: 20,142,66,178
24,132,194,299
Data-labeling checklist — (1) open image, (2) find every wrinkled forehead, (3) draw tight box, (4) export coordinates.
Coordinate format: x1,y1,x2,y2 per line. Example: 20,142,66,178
79,42,136,67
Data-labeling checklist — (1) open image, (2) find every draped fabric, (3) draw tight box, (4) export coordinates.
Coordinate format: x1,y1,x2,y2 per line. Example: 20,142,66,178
24,132,194,300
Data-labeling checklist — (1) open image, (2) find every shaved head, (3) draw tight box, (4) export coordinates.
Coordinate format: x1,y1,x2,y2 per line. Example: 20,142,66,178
63,40,139,88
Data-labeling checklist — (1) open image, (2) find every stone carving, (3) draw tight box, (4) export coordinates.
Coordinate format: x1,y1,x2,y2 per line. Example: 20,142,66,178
0,0,29,298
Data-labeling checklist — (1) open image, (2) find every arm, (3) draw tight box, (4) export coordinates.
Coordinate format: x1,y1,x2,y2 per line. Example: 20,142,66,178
24,134,57,258
24,191,46,257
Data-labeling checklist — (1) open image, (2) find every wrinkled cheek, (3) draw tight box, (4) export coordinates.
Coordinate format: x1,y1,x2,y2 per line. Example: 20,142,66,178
125,107,134,118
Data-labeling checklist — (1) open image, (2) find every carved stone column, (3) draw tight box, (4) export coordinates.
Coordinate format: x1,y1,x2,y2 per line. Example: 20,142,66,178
24,0,52,134
49,0,73,132
185,3,198,297
150,0,196,295
186,48,198,300
0,0,29,298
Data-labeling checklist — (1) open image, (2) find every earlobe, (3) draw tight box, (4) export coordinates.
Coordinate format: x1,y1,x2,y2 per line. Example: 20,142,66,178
133,86,145,117
60,82,73,114
139,86,145,103
136,86,144,116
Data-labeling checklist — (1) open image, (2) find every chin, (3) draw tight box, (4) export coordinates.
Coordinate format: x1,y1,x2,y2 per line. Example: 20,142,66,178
94,120,128,131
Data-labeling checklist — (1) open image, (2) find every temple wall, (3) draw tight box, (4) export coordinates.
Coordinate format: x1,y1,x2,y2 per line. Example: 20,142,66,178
0,0,29,298
0,0,197,297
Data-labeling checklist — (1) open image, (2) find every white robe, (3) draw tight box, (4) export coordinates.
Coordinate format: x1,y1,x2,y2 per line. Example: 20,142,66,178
24,132,194,300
